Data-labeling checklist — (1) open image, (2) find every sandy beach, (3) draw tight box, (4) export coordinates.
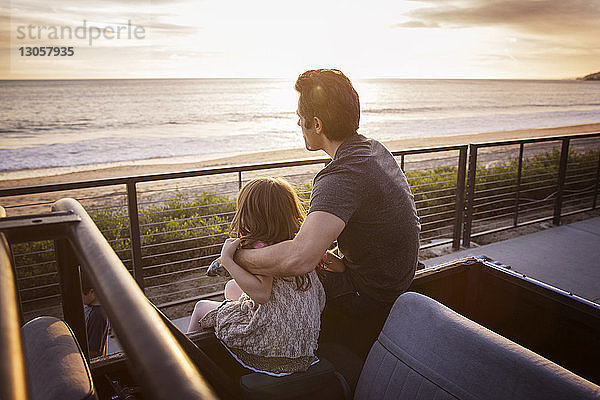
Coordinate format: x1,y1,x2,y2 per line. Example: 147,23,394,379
2,123,599,190
0,122,599,218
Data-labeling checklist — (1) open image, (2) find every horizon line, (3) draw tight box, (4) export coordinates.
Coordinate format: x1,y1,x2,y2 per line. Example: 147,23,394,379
0,76,584,81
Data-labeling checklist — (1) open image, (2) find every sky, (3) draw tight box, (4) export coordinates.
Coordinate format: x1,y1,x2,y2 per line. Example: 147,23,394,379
1,0,599,79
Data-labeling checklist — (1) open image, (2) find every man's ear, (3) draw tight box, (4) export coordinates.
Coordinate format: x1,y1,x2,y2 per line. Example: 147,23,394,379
313,116,323,135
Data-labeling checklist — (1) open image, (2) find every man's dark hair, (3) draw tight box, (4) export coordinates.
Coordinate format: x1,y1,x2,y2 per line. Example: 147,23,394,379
295,69,360,141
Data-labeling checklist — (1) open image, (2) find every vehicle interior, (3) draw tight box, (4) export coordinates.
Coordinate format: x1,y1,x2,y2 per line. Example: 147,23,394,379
1,199,599,400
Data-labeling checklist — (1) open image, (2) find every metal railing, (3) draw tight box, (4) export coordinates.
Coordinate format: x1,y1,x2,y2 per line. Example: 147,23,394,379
0,200,218,400
1,133,598,319
0,145,468,315
462,133,600,246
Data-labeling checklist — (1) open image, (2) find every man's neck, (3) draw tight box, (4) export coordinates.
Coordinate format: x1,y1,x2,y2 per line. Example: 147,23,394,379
321,138,344,159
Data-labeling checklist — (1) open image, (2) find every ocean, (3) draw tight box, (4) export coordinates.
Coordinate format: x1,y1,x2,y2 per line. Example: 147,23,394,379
1,79,599,177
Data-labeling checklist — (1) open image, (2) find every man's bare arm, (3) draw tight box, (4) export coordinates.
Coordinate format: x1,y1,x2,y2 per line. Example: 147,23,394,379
233,211,345,277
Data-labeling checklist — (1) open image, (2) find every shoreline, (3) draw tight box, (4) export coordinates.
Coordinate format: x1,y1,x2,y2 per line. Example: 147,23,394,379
1,122,599,189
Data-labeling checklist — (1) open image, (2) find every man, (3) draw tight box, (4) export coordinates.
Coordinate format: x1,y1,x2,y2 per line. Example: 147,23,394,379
234,69,420,348
81,273,109,358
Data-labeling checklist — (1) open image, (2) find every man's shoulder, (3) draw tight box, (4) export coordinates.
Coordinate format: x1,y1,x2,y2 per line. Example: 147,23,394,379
315,136,390,182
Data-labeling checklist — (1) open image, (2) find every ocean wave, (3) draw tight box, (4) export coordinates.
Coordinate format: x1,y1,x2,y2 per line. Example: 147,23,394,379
363,102,600,115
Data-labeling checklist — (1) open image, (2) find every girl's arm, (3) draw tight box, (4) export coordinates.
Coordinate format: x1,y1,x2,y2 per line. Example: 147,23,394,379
220,238,273,304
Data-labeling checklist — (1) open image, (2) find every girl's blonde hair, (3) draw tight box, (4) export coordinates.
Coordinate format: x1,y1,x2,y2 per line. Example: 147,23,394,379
230,177,311,291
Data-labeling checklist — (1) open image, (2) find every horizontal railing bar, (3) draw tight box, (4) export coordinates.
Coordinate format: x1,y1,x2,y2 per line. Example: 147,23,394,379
142,254,214,271
18,281,59,294
21,292,61,305
474,170,519,180
156,290,225,309
414,194,456,205
414,201,456,213
420,216,455,228
474,176,517,188
409,177,458,188
12,248,54,258
146,274,214,292
419,209,456,221
138,195,237,208
414,186,456,197
419,238,453,250
16,271,57,282
0,145,469,198
473,204,516,219
472,210,517,224
15,259,56,270
151,284,224,301
471,132,600,149
139,211,235,228
471,215,556,239
142,245,216,261
474,190,519,204
139,201,235,216
141,236,217,250
472,196,516,211
145,266,207,282
513,203,554,215
140,223,230,239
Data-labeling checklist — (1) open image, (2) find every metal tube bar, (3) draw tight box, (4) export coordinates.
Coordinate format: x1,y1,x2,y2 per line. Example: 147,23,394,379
0,206,29,400
55,239,89,360
553,139,570,225
463,144,478,247
593,151,600,209
52,198,217,400
126,182,145,291
514,143,524,226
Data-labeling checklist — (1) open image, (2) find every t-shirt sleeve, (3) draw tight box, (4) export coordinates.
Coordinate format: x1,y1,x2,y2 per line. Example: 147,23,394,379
309,164,364,224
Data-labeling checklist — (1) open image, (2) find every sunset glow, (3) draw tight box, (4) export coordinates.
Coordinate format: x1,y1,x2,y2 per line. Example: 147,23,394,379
1,0,599,79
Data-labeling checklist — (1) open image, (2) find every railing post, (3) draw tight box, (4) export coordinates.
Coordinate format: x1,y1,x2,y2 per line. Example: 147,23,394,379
55,239,89,360
462,144,478,247
126,181,144,291
8,245,24,327
553,139,570,225
593,151,600,210
452,146,467,250
238,171,242,191
400,154,405,171
513,143,524,227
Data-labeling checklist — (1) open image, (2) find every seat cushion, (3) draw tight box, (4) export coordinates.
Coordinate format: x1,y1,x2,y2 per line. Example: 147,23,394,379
355,292,600,400
22,316,97,400
240,358,350,400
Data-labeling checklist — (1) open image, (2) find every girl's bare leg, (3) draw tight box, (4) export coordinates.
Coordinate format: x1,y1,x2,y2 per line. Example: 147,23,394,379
186,300,220,333
224,279,243,301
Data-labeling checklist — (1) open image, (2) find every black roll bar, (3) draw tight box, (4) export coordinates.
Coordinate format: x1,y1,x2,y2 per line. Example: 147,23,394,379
0,206,29,400
36,198,216,400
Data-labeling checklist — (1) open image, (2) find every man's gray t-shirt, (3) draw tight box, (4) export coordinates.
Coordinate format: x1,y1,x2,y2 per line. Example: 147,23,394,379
309,134,420,303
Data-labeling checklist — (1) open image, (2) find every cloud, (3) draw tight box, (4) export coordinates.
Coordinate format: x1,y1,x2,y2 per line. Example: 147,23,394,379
393,20,440,28
401,0,600,38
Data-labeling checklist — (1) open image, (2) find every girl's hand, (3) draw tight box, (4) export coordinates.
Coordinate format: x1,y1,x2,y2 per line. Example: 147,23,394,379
221,238,241,262
317,250,345,272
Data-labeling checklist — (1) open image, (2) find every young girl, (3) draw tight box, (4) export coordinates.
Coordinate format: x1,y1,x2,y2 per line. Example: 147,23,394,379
186,177,331,376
